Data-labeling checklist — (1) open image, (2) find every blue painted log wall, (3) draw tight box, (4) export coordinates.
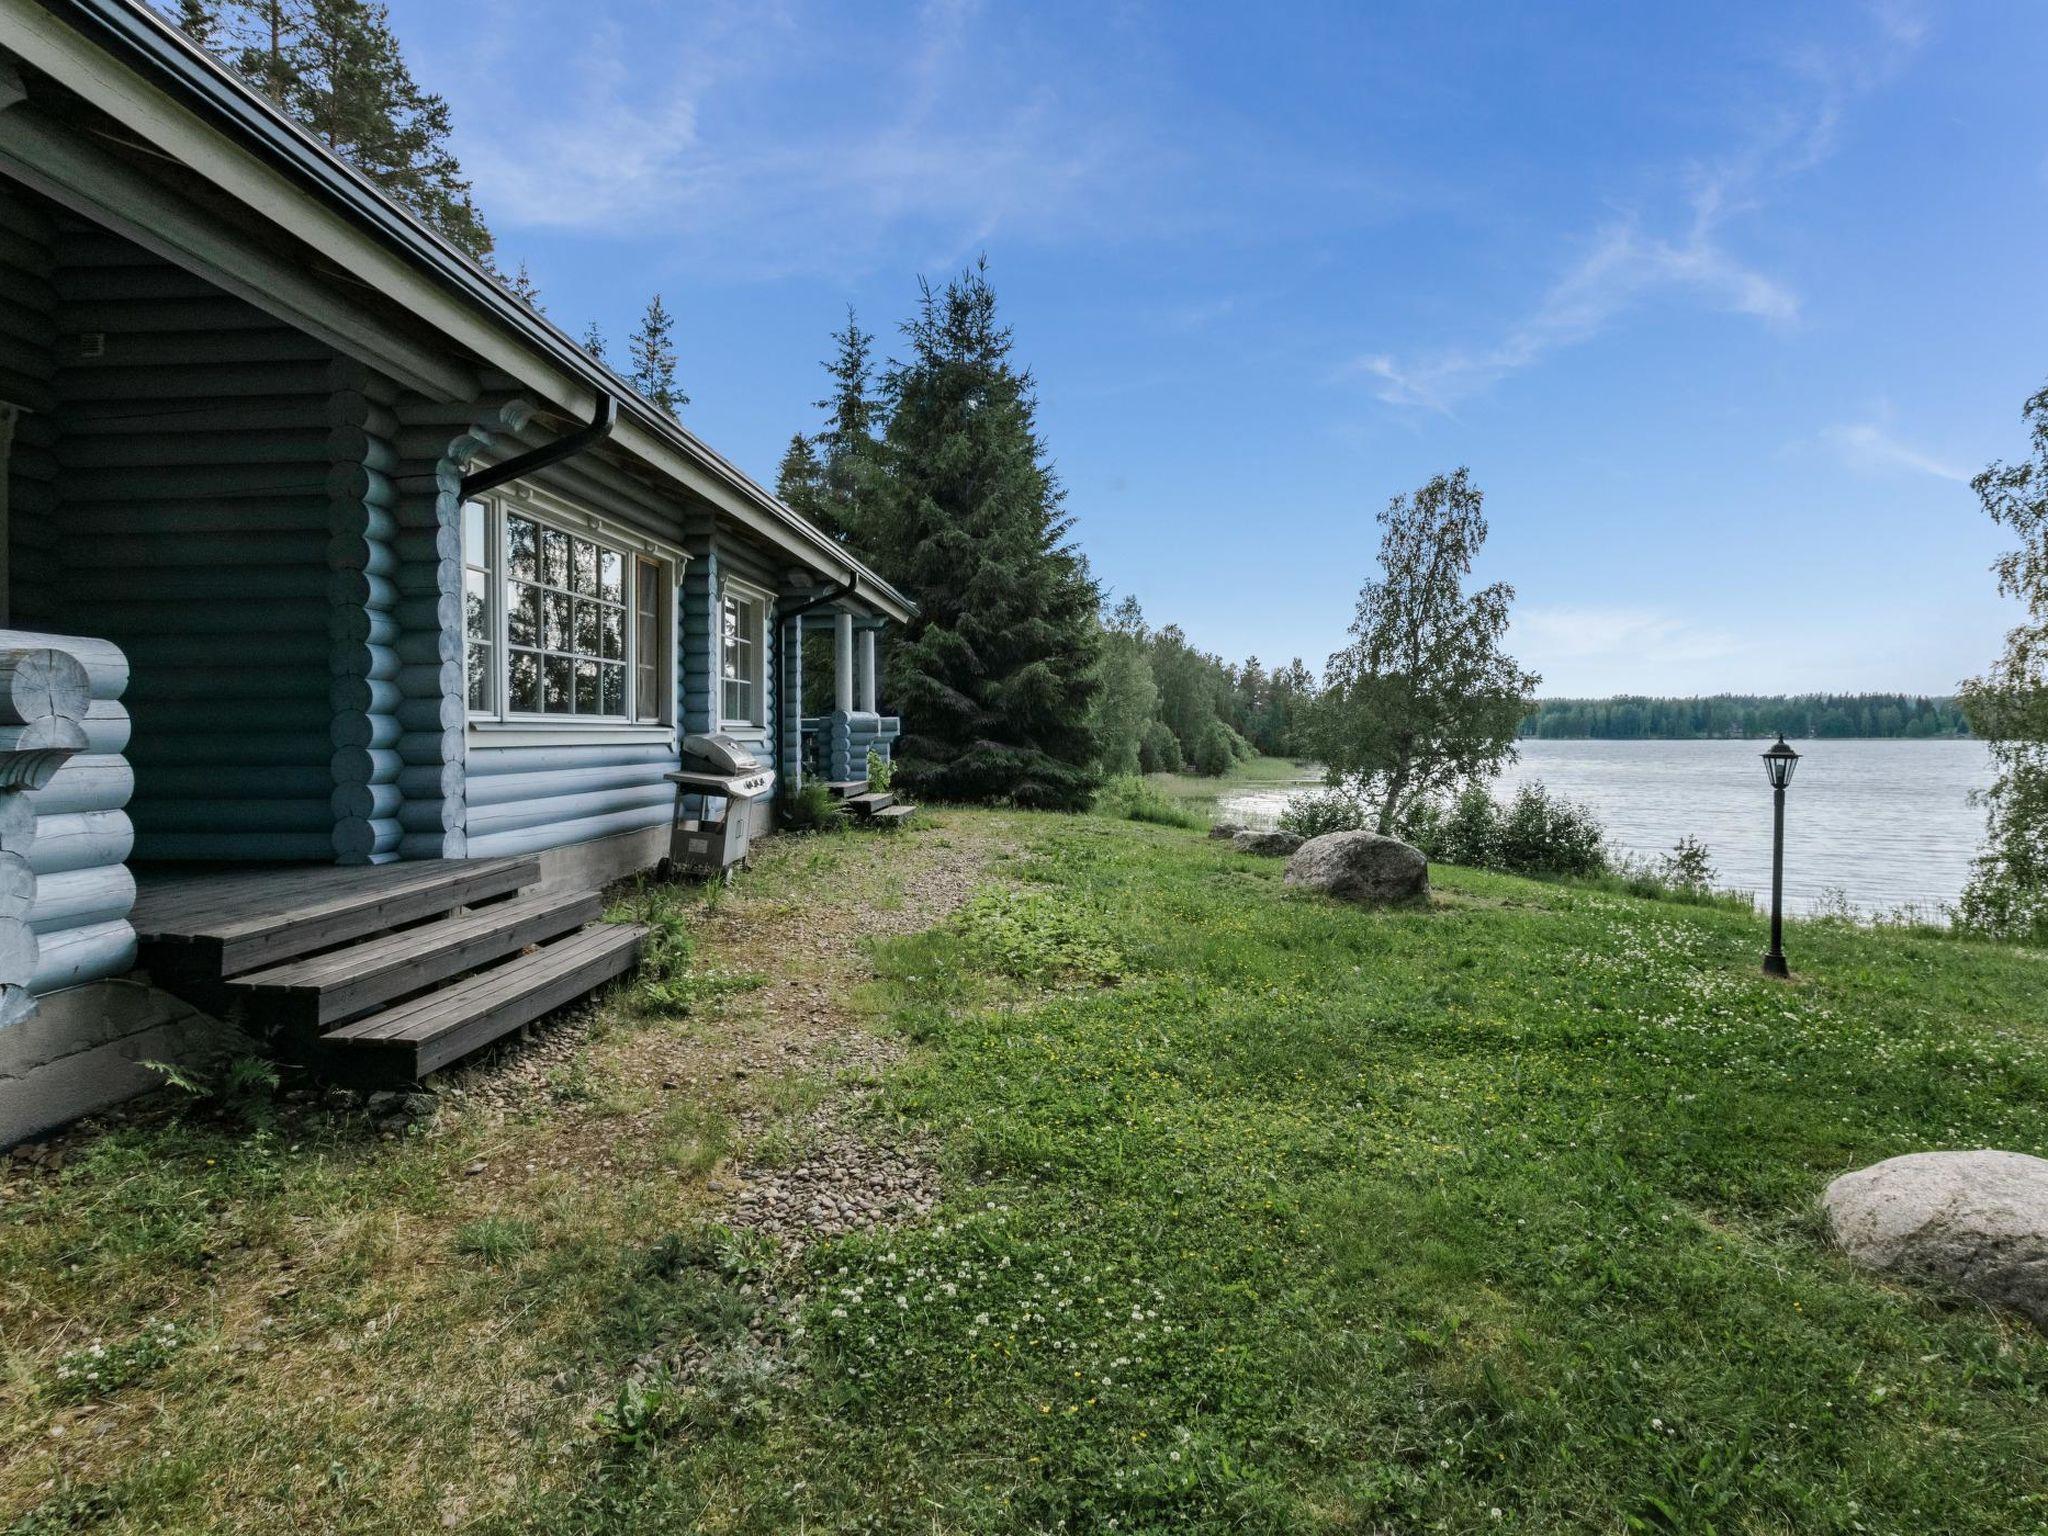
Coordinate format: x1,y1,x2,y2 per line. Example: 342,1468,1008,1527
43,218,372,861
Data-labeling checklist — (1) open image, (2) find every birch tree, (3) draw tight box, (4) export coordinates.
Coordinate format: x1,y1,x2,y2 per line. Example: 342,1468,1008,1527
1310,468,1538,834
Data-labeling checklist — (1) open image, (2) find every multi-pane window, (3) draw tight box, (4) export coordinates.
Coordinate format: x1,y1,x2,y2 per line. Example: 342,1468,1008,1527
720,588,764,726
462,497,672,724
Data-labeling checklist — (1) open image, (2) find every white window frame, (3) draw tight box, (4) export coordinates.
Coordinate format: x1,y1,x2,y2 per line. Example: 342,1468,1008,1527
719,575,772,731
462,484,684,744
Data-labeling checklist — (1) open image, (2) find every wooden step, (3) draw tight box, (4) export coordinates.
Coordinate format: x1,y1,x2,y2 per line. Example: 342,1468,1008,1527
318,922,647,1081
136,857,540,978
869,804,916,826
824,780,867,798
840,791,894,818
228,889,604,1032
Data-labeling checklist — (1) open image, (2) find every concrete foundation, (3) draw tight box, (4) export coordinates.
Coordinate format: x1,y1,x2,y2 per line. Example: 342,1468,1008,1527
0,976,236,1148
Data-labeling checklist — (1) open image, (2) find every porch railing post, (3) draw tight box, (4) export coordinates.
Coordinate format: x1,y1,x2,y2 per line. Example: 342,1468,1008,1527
858,628,877,714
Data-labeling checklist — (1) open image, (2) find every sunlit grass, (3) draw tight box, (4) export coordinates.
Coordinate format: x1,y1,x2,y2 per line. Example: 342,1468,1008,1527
4,808,2046,1533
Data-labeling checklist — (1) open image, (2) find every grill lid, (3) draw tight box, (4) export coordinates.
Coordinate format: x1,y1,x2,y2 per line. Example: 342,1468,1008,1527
680,732,765,775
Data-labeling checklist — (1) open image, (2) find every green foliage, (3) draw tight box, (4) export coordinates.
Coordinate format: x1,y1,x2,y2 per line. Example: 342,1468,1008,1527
1310,468,1539,833
452,1217,535,1264
1190,717,1237,777
1659,834,1718,894
1277,786,1375,839
1400,782,1609,879
1523,693,1972,739
1089,624,1158,777
947,886,1123,984
871,261,1102,809
177,0,493,260
141,1054,280,1129
1137,718,1183,774
1092,774,1202,829
49,1319,186,1405
595,1368,688,1454
777,777,847,835
629,293,686,417
1958,379,2048,945
865,747,895,793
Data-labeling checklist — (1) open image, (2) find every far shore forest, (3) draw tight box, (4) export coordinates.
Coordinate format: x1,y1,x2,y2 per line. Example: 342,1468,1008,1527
1518,693,1972,740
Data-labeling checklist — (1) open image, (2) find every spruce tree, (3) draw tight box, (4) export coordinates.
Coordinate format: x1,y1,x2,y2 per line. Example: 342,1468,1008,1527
174,0,493,261
629,294,686,417
776,433,825,520
580,321,609,365
876,260,1100,809
792,309,884,544
507,262,543,311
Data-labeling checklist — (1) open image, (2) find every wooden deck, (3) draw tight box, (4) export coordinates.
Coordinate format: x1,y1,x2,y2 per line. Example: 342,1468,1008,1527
132,858,541,977
130,859,644,1084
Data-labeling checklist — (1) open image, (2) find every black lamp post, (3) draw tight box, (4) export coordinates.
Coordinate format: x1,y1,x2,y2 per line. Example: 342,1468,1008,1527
1760,735,1800,977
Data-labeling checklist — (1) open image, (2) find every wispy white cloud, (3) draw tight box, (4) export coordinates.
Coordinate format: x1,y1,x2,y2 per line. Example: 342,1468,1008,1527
444,0,1171,280
1512,606,1758,695
1345,4,1927,413
1823,421,1971,483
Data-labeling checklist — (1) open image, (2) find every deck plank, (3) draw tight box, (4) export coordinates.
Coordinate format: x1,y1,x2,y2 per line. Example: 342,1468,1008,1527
322,923,644,1079
229,889,603,1029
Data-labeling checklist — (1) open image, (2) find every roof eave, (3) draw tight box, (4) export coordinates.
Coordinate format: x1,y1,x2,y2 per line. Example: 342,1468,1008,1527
9,0,914,623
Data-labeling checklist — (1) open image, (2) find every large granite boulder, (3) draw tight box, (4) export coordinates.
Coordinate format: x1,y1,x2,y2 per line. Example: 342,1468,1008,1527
1823,1150,2048,1326
1232,829,1304,857
1283,831,1428,905
1207,821,1244,841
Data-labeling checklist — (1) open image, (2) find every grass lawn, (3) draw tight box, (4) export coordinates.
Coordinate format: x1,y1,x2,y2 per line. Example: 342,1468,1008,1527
5,807,2048,1532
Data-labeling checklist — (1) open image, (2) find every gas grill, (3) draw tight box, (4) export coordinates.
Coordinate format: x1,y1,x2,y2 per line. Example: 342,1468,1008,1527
664,733,777,876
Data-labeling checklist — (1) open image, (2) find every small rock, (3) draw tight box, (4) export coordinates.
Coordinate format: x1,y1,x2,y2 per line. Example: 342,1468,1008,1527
1207,822,1244,841
1824,1150,2048,1327
1231,829,1303,857
464,1162,487,1177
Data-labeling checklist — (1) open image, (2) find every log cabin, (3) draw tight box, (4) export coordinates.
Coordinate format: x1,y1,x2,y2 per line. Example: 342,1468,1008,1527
0,0,913,1144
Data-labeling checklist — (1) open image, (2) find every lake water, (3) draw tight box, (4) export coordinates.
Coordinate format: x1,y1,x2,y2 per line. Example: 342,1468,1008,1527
1220,739,1995,918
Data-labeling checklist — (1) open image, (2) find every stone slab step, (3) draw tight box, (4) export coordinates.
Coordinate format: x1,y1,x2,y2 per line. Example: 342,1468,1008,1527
870,804,917,826
840,791,895,818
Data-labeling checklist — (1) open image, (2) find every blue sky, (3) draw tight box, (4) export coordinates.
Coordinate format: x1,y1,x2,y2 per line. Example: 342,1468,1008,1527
391,0,2048,697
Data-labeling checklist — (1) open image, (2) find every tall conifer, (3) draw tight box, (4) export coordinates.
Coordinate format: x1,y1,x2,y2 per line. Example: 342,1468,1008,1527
174,0,493,260
876,260,1100,808
629,294,686,417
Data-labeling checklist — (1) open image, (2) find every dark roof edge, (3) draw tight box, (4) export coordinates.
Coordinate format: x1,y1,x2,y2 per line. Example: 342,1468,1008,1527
35,0,912,618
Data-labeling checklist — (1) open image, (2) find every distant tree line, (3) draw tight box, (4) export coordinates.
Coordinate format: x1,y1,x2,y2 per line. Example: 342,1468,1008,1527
1519,695,1972,740
1088,597,1315,778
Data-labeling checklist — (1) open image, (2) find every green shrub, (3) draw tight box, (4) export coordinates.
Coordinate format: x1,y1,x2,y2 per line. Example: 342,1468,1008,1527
866,746,895,793
1137,720,1183,774
1278,788,1374,839
1400,782,1608,879
1191,719,1236,777
1658,834,1716,894
1093,774,1201,829
1494,783,1608,877
778,778,845,835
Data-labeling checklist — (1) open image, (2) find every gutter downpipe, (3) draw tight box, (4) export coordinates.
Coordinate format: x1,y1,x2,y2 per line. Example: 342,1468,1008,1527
460,392,617,500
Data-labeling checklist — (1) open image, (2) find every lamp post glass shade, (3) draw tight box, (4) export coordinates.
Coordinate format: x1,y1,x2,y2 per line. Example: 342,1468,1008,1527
1761,735,1800,790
